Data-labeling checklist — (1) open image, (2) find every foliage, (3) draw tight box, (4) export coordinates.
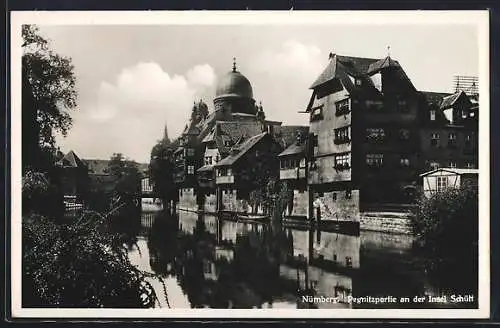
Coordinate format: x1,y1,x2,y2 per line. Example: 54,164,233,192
412,186,478,293
107,153,142,200
22,213,157,308
22,25,77,171
149,137,176,207
22,170,64,218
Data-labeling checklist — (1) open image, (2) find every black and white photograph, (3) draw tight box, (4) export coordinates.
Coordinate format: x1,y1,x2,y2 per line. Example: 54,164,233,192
10,11,490,318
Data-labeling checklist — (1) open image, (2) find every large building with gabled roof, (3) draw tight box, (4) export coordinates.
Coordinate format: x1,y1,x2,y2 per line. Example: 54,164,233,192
303,52,478,220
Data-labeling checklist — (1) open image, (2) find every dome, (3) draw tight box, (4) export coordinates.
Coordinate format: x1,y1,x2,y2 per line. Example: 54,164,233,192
215,70,253,99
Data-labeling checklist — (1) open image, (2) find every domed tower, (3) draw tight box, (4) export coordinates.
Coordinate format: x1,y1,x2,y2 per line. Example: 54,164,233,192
214,58,256,120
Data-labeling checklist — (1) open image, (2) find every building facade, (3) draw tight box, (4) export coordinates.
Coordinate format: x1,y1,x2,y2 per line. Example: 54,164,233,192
304,53,479,219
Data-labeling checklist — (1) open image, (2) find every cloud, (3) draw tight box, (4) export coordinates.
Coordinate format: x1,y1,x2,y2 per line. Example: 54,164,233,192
250,40,324,125
57,62,215,163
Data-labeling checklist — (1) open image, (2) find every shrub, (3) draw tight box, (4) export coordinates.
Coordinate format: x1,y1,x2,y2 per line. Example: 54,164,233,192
22,212,158,308
412,186,478,293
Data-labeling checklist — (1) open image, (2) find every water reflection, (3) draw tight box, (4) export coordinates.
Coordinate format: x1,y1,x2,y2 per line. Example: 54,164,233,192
121,210,477,309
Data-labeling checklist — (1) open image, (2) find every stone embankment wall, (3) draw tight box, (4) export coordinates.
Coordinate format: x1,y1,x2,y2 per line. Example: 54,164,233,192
360,212,414,235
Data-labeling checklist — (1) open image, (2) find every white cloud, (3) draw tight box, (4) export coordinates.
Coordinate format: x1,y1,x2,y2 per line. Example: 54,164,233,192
250,40,325,125
57,62,215,163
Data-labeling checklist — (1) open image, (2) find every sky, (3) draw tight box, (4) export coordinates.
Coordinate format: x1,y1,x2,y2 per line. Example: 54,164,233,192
36,23,479,163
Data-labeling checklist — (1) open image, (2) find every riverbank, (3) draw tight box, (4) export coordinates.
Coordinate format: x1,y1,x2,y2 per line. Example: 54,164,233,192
176,207,414,235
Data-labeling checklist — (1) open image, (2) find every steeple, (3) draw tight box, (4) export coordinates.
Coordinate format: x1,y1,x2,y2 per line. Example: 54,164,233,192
232,57,237,72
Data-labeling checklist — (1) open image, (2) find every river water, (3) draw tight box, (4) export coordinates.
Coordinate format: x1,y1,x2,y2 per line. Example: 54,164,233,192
120,210,476,309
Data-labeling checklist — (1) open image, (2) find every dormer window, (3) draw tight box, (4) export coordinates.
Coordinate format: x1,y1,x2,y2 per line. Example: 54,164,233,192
430,110,436,121
355,79,362,86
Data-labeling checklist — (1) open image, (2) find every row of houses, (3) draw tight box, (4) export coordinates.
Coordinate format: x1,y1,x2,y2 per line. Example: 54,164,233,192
171,53,478,221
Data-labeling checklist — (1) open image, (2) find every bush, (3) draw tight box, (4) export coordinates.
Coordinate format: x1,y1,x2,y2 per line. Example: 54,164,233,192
22,212,158,308
412,186,478,293
22,170,63,218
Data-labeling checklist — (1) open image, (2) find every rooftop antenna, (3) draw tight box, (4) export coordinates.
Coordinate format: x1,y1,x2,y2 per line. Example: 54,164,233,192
232,57,237,72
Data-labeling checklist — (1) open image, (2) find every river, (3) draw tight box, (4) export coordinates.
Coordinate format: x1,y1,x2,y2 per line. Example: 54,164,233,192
119,210,477,309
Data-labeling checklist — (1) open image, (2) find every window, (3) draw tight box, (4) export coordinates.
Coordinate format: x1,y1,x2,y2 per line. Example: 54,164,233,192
224,140,231,147
345,189,352,199
366,99,384,110
366,154,384,168
430,110,436,121
399,129,410,140
465,134,472,147
398,99,408,112
466,162,475,169
227,168,232,176
311,134,319,147
205,156,212,166
448,133,457,148
355,79,362,86
400,156,410,167
186,148,195,157
309,160,318,170
346,256,353,268
335,99,350,116
431,133,440,147
334,126,351,144
332,193,337,201
311,105,324,121
333,254,337,262
334,153,351,171
366,128,385,142
429,161,440,170
449,161,457,168
187,165,194,174
437,176,448,192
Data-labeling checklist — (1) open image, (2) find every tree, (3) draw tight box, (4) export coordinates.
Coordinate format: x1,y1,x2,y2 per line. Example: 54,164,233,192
412,186,478,295
107,153,142,201
149,137,176,209
22,213,158,308
22,25,77,172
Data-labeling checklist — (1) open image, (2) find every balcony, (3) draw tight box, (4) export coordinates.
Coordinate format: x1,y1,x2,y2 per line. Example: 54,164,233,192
216,175,235,184
280,167,306,180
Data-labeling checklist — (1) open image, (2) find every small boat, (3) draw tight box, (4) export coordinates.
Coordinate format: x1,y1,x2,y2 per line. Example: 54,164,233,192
141,198,163,212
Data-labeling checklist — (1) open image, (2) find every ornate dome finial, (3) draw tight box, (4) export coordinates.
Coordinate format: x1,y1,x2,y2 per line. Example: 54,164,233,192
232,57,237,72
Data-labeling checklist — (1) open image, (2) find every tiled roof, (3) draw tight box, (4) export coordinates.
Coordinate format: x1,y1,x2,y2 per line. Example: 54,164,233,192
84,159,110,174
215,121,263,155
309,54,382,98
197,164,214,172
214,132,268,167
278,142,306,157
367,56,400,74
420,168,479,177
309,53,415,95
83,158,148,175
421,91,452,107
440,91,471,110
337,55,379,75
57,150,85,168
273,125,309,148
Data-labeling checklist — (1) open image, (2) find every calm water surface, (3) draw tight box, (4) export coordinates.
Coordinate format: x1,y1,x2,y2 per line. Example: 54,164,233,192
120,210,476,309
